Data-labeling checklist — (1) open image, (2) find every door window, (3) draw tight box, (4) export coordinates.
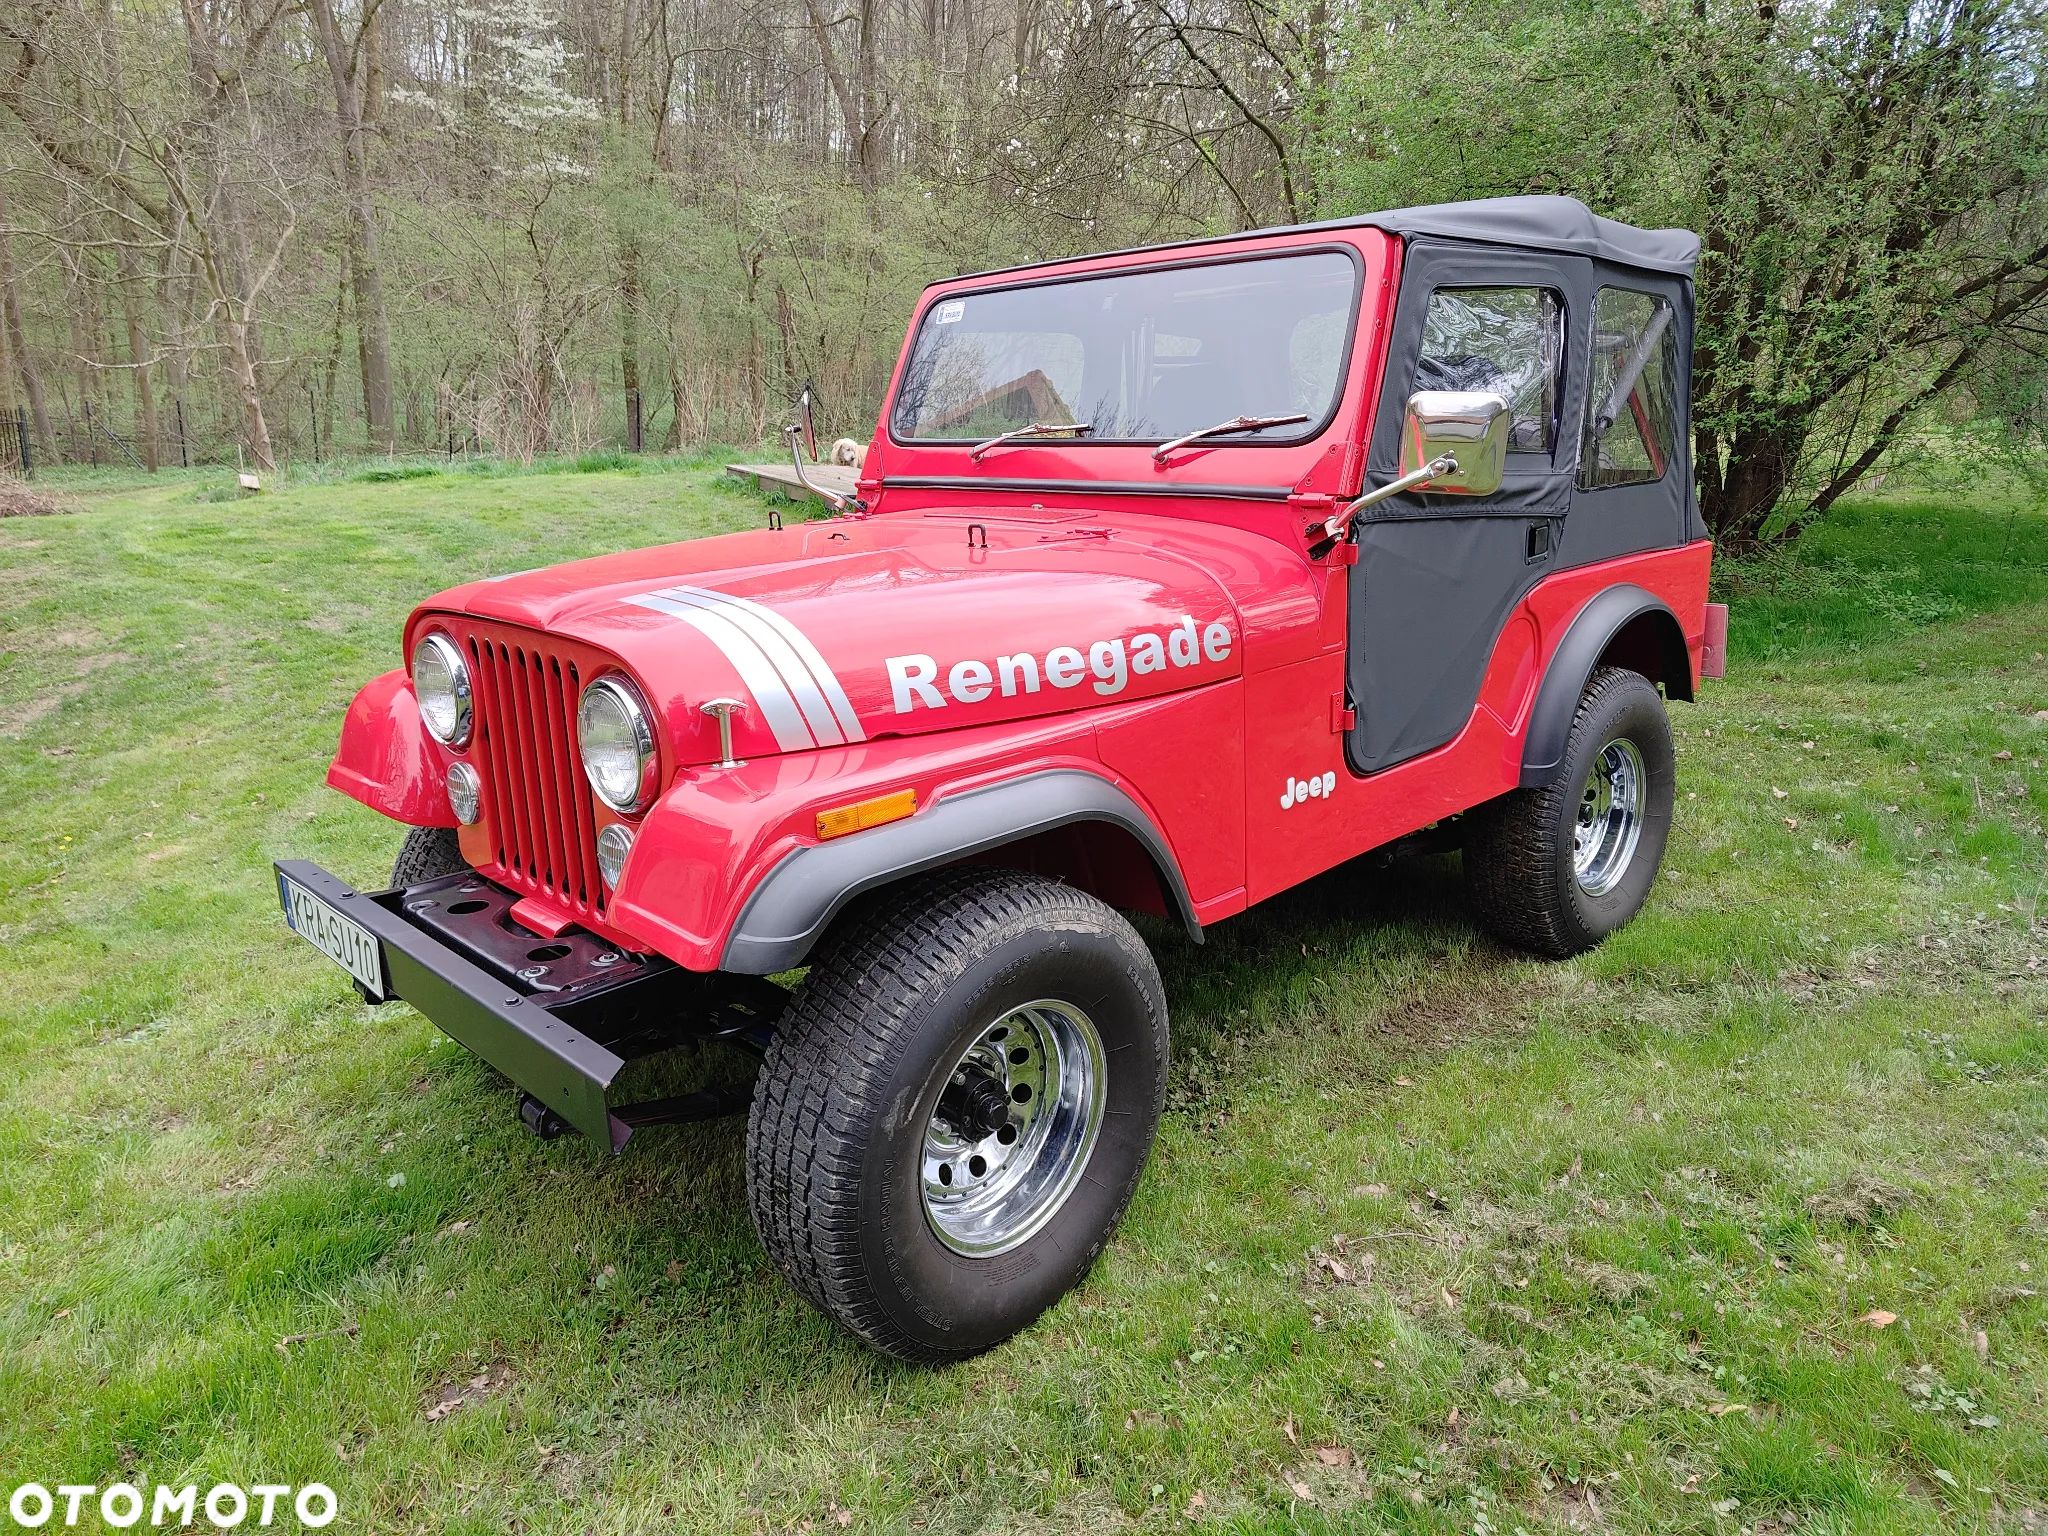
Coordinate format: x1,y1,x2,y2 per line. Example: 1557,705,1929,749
1579,288,1679,488
1415,287,1562,452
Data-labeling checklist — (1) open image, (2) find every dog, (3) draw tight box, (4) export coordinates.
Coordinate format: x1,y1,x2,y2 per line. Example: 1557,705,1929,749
829,437,867,470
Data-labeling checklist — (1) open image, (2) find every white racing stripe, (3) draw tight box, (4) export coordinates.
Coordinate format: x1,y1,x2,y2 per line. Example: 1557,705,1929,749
626,583,869,753
652,586,854,747
668,585,867,744
626,592,817,751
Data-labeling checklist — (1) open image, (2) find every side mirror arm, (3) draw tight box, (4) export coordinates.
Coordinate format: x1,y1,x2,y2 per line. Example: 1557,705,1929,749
784,425,866,516
1317,452,1458,546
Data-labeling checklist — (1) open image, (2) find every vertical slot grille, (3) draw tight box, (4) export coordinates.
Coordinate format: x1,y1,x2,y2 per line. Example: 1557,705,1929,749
464,631,603,917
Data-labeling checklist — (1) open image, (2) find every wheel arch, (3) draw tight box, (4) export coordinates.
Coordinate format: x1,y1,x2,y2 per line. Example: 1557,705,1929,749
1520,584,1691,788
720,769,1201,975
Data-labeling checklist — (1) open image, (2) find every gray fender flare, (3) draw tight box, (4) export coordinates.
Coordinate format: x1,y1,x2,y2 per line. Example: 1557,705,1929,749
720,769,1202,974
1519,584,1687,787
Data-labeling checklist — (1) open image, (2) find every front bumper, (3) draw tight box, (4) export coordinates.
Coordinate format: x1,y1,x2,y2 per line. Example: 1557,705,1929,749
274,860,782,1150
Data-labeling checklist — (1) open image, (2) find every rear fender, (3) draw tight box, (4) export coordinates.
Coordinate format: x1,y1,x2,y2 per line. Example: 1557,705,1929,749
1519,584,1692,787
326,669,457,827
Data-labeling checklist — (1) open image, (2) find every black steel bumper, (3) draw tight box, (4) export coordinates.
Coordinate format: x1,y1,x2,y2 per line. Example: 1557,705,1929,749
273,860,781,1151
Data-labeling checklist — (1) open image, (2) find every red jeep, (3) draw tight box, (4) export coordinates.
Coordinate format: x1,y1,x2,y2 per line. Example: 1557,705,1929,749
279,195,1721,1361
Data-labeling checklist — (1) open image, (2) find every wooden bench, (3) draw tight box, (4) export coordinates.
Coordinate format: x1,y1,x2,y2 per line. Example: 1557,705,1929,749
725,461,859,505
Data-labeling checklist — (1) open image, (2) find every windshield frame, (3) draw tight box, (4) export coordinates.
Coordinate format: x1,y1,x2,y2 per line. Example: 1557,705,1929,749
884,243,1367,453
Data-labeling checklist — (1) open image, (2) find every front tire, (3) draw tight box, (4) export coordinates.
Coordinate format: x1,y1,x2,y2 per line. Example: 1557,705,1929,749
1465,665,1675,957
745,869,1168,1362
390,826,465,887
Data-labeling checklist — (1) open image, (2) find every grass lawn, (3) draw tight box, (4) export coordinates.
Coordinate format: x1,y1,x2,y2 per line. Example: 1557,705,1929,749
1,459,2044,1534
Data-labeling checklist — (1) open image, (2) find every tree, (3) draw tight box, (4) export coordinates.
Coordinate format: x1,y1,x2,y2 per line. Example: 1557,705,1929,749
307,0,397,452
802,0,890,195
1,0,298,472
1317,0,2048,547
0,181,55,460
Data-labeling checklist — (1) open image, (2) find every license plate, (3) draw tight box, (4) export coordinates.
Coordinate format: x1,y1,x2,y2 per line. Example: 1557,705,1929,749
279,873,388,1000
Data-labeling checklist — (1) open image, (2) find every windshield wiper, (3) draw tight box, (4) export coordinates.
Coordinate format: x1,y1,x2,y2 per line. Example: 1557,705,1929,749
968,421,1093,461
1151,413,1310,463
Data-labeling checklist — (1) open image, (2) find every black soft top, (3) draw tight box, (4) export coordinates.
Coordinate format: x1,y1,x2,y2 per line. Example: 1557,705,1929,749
943,195,1698,286
1337,195,1698,276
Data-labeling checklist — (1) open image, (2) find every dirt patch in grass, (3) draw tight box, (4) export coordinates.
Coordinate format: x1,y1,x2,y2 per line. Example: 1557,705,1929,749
1366,965,1530,1051
424,1358,515,1422
1805,1170,1915,1229
1524,1477,1612,1532
0,677,91,734
0,478,74,518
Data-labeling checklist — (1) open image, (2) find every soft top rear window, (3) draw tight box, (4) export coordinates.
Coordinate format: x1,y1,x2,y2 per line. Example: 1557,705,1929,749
889,250,1360,445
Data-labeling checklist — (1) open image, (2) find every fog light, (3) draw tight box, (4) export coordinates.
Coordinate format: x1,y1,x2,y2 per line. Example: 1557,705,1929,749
445,761,481,824
596,822,635,889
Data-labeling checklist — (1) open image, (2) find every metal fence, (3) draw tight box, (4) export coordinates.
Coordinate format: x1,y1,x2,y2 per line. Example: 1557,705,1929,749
0,406,32,476
0,402,178,478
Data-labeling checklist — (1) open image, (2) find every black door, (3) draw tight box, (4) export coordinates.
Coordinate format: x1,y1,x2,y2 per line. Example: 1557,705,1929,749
1346,240,1590,775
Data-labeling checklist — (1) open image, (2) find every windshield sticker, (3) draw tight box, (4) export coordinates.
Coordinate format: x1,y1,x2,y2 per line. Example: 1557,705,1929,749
934,299,964,325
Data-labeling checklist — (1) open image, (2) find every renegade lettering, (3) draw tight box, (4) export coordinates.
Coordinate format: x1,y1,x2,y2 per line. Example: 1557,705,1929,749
885,615,1232,713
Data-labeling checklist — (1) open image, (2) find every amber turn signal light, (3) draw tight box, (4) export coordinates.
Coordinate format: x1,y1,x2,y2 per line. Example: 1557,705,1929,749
816,788,917,841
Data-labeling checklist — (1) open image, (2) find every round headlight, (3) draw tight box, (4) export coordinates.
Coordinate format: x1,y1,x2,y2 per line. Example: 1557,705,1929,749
445,761,481,824
577,676,657,813
412,632,472,747
596,822,635,889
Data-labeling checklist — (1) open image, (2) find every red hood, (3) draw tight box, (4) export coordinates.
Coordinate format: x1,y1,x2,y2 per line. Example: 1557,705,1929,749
408,508,1303,767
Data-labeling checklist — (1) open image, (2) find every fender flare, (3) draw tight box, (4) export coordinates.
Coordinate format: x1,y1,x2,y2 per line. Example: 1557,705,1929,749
325,669,458,827
1519,584,1689,788
720,769,1201,975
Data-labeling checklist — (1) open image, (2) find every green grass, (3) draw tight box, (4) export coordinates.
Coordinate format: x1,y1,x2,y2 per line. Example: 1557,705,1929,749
1,466,2044,1533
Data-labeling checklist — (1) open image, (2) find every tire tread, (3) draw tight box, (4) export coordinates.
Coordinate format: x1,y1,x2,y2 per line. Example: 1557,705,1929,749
745,867,1160,1362
390,826,466,887
1466,665,1662,957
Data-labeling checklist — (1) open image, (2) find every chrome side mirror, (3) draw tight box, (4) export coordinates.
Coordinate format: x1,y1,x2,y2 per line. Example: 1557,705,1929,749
1320,390,1509,543
1400,390,1508,496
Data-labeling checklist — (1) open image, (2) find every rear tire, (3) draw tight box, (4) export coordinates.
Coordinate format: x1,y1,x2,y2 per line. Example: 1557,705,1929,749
1465,666,1674,957
745,868,1168,1362
391,826,465,887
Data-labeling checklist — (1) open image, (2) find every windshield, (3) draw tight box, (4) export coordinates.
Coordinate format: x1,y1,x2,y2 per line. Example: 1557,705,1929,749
889,250,1359,445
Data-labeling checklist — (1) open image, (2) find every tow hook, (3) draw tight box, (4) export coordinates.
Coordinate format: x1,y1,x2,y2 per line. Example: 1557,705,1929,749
519,1093,569,1140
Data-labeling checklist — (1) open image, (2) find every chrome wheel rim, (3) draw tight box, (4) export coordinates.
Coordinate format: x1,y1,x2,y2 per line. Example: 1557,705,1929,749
1573,737,1646,897
921,999,1106,1258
